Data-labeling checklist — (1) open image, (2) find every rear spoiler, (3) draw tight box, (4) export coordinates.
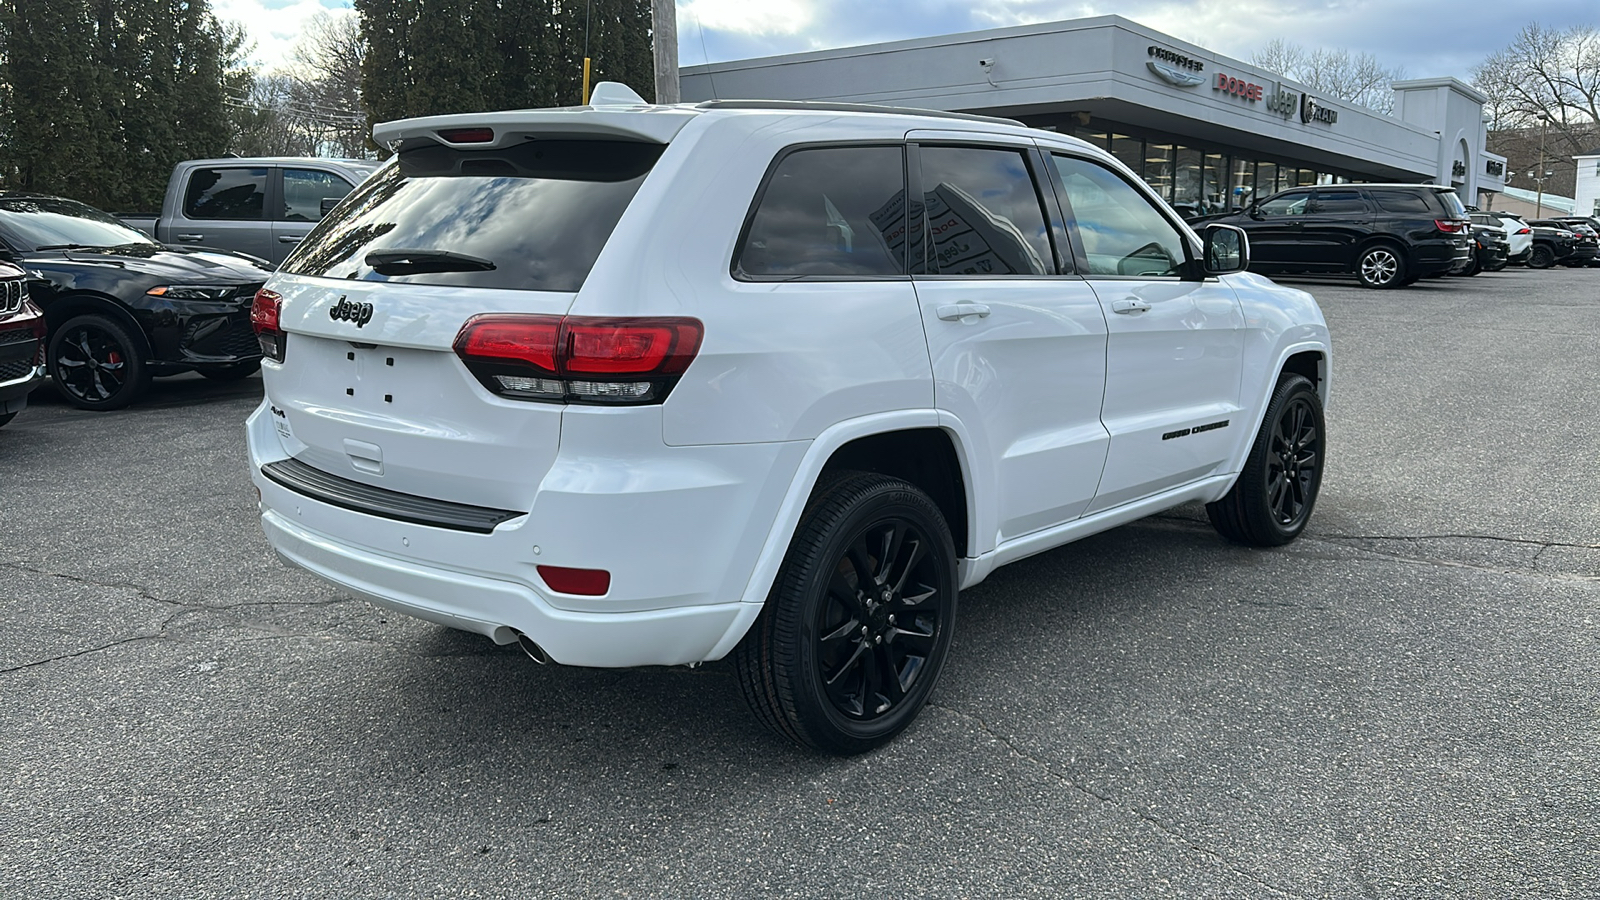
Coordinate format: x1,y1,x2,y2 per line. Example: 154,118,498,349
373,82,696,151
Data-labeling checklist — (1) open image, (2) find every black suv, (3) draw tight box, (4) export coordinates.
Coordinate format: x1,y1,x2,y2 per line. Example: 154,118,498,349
1207,183,1472,288
1531,218,1599,267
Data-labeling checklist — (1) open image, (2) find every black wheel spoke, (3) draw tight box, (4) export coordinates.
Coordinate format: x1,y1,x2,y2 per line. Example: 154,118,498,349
847,540,881,589
819,617,862,646
827,569,863,613
889,535,925,595
873,645,905,709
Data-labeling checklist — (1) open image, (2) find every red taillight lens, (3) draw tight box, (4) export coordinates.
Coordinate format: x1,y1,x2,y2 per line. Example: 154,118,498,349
438,127,494,143
453,315,562,373
454,314,703,405
1435,219,1467,233
537,565,611,596
251,288,285,362
1518,227,1531,235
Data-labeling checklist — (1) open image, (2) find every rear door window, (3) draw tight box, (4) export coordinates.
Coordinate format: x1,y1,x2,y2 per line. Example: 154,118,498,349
1257,191,1311,217
917,145,1053,275
281,139,663,292
735,145,906,278
1312,190,1367,215
183,167,268,220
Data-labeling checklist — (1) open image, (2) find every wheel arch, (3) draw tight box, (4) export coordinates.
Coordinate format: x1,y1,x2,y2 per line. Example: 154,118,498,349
704,409,982,660
42,292,153,359
1218,340,1331,496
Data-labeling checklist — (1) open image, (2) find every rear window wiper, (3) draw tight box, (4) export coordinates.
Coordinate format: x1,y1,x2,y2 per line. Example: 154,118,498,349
365,249,497,276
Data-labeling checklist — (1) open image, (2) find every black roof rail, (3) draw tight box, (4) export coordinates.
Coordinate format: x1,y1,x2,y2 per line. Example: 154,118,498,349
695,99,1025,128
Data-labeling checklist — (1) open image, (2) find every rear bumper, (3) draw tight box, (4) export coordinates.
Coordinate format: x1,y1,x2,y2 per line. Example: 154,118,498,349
262,509,753,666
245,399,797,666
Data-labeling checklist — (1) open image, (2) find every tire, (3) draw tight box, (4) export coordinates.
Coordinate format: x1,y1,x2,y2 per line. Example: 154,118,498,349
1356,245,1406,288
1529,245,1556,269
1452,257,1481,276
197,360,261,381
0,411,14,428
734,472,958,755
48,314,150,411
1207,374,1325,547
1484,258,1508,272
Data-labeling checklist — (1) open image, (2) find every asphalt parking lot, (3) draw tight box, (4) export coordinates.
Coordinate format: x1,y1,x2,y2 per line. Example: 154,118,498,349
2,267,1597,898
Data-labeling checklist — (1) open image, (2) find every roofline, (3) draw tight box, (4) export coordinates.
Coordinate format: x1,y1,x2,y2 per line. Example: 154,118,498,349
695,99,1023,128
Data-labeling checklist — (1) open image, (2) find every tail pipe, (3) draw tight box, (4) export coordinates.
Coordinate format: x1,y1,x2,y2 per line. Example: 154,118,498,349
515,631,551,665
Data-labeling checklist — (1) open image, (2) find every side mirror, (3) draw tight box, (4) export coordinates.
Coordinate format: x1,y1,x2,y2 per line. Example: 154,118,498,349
320,197,340,218
1202,223,1249,275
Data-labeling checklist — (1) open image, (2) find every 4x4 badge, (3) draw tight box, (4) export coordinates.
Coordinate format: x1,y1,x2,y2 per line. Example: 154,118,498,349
329,296,374,328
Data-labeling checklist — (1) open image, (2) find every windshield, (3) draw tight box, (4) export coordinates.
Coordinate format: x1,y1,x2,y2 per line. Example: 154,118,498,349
281,139,664,292
0,197,160,251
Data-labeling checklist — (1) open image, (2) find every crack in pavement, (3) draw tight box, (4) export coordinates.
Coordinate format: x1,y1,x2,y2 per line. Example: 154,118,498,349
927,701,1303,899
0,560,359,613
0,632,169,675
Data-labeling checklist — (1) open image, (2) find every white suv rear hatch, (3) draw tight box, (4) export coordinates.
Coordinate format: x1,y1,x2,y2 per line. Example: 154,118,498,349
259,130,675,513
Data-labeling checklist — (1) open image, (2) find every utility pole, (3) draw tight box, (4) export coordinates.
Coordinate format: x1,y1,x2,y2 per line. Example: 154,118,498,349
1535,112,1550,218
652,0,679,104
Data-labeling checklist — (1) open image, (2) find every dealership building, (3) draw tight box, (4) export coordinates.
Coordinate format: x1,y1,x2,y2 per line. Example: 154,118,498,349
681,16,1506,213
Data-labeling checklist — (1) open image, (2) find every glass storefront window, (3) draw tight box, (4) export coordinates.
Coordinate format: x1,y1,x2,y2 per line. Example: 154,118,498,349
1201,153,1227,216
1145,143,1174,202
1256,162,1279,201
1296,169,1317,187
1229,158,1255,210
1173,147,1203,210
1110,134,1142,178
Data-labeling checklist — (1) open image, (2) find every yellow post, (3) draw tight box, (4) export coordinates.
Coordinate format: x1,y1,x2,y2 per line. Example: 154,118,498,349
582,57,592,104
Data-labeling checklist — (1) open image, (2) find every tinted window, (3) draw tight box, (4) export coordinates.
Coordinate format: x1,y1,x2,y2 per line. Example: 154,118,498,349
1435,190,1467,217
918,146,1051,276
1369,190,1432,215
1257,191,1311,216
184,167,267,220
282,169,355,222
1052,154,1188,278
282,140,663,292
1313,190,1367,215
0,196,158,251
736,146,905,277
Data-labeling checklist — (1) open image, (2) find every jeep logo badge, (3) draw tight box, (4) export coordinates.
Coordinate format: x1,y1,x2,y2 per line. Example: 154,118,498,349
329,296,374,328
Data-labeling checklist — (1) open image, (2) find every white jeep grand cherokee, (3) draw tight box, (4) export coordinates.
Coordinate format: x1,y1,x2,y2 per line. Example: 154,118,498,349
247,84,1330,754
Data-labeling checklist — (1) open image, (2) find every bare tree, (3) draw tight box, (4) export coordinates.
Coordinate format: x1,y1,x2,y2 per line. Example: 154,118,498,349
226,12,371,158
1472,23,1600,156
1251,39,1406,114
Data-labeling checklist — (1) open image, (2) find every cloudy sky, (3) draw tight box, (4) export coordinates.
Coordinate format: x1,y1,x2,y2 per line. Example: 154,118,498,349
226,0,1596,84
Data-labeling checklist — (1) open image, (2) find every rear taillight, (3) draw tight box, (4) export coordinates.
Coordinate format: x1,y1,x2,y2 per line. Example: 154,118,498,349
1517,228,1531,235
454,314,703,405
251,288,285,362
1435,219,1467,233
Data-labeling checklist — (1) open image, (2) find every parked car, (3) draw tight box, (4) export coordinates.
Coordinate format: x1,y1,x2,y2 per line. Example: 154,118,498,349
119,157,380,266
1532,219,1600,266
1205,183,1472,288
1458,214,1509,275
1523,220,1583,268
0,261,46,428
0,193,275,410
246,84,1332,754
1483,211,1534,265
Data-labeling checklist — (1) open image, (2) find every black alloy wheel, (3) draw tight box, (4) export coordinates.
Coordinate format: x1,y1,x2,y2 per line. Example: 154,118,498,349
197,360,262,382
1207,374,1325,547
1356,245,1406,289
1529,245,1556,269
735,472,957,755
48,314,151,411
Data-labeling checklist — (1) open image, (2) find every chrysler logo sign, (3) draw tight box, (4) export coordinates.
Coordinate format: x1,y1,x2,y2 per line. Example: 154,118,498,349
1147,45,1205,87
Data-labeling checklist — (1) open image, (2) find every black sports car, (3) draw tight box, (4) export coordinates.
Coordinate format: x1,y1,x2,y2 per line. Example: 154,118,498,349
0,192,274,410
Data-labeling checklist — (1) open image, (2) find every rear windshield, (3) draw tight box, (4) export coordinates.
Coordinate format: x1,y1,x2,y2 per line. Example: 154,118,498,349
1434,190,1467,217
281,139,664,292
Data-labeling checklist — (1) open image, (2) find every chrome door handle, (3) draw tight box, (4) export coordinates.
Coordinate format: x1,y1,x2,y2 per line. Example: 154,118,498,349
278,235,305,244
1111,297,1152,314
176,234,204,242
936,303,992,322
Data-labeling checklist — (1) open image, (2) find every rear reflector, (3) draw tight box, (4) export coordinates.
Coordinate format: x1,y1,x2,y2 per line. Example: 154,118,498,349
438,127,495,143
537,565,611,596
251,288,285,362
454,314,703,405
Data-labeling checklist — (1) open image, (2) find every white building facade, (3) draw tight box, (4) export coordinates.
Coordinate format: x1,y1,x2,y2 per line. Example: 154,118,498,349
682,16,1507,212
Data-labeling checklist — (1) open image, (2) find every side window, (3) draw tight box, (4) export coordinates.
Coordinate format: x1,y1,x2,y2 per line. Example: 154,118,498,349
1051,154,1188,278
282,169,355,222
1312,190,1367,215
1257,191,1311,217
736,146,906,278
1369,190,1431,215
916,146,1052,276
182,167,267,220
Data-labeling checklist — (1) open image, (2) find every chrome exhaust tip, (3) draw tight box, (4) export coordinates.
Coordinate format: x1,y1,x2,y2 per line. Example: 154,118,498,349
515,632,551,665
